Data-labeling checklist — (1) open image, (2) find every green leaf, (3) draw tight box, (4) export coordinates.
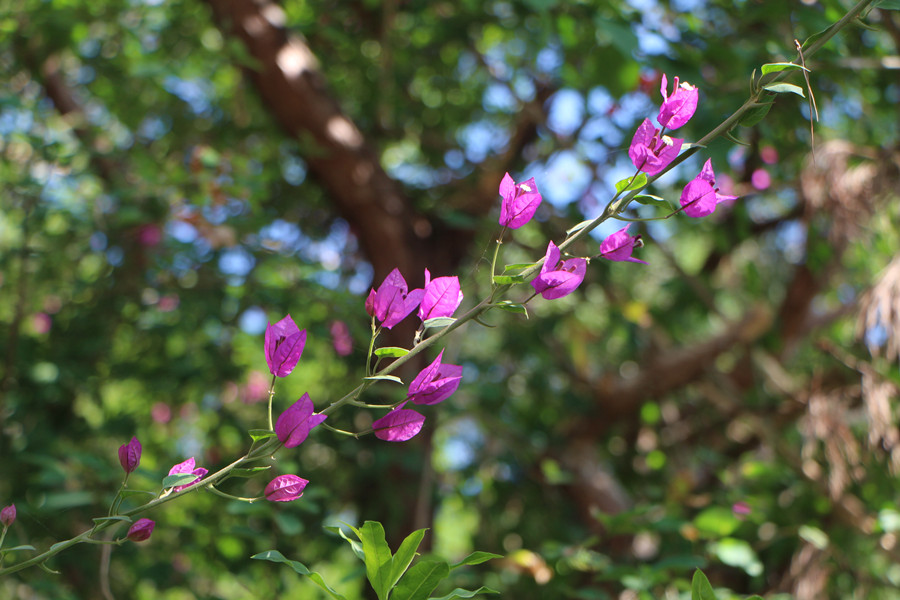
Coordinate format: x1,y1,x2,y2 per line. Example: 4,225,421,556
492,301,527,316
763,83,805,97
327,525,366,561
391,560,451,600
801,23,838,50
744,596,765,600
711,538,763,576
91,516,133,525
162,473,200,488
364,375,404,384
430,587,500,600
389,528,428,590
492,275,526,285
229,466,272,478
248,429,276,442
374,347,410,358
614,173,648,194
877,0,900,9
119,490,156,499
738,102,774,127
0,544,37,553
691,569,717,600
357,521,394,600
760,62,809,75
566,219,594,235
799,525,829,549
633,194,673,211
423,317,456,329
502,263,535,273
693,506,740,538
252,550,347,600
451,551,503,569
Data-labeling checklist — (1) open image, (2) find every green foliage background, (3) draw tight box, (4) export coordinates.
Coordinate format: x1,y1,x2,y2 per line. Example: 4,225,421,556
2,0,899,598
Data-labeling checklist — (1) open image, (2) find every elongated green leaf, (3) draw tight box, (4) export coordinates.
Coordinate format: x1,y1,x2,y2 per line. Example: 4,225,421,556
91,516,133,525
877,0,900,9
423,317,456,329
430,587,500,600
229,466,271,478
760,62,808,75
801,23,837,50
364,375,404,384
502,263,535,273
358,521,394,600
492,301,527,317
763,83,805,97
248,429,276,442
374,347,410,358
0,544,37,553
119,489,157,499
389,528,427,590
252,550,347,600
492,275,526,285
566,219,594,235
162,473,199,488
450,551,503,569
738,102,774,127
691,569,717,600
391,560,451,600
632,194,672,211
327,525,366,561
614,173,648,194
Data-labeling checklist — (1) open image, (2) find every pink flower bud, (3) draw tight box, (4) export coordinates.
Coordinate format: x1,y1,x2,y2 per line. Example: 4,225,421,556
264,475,309,502
1,504,15,527
127,518,155,542
118,437,142,475
264,315,307,378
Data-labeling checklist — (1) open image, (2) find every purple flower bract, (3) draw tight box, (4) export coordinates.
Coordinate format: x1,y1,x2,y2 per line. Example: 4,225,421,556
275,393,327,448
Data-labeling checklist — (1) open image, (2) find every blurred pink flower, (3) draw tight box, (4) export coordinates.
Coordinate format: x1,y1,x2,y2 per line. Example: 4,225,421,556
158,294,179,312
751,168,771,190
330,321,353,356
32,313,51,334
760,146,778,165
242,370,269,404
151,402,172,424
137,224,163,247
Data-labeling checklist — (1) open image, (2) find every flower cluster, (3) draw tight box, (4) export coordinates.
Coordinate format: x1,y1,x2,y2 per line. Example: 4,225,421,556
362,270,466,441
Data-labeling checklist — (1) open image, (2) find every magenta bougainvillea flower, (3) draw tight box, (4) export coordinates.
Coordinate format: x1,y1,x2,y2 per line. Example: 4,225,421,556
531,241,588,300
264,315,307,378
330,320,353,356
127,518,155,542
419,270,463,322
367,269,424,329
275,393,327,449
599,225,648,264
373,402,426,442
499,172,542,229
407,350,463,405
628,119,683,176
264,474,309,502
1,504,15,527
679,159,737,218
657,74,698,130
118,436,141,475
168,458,208,492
